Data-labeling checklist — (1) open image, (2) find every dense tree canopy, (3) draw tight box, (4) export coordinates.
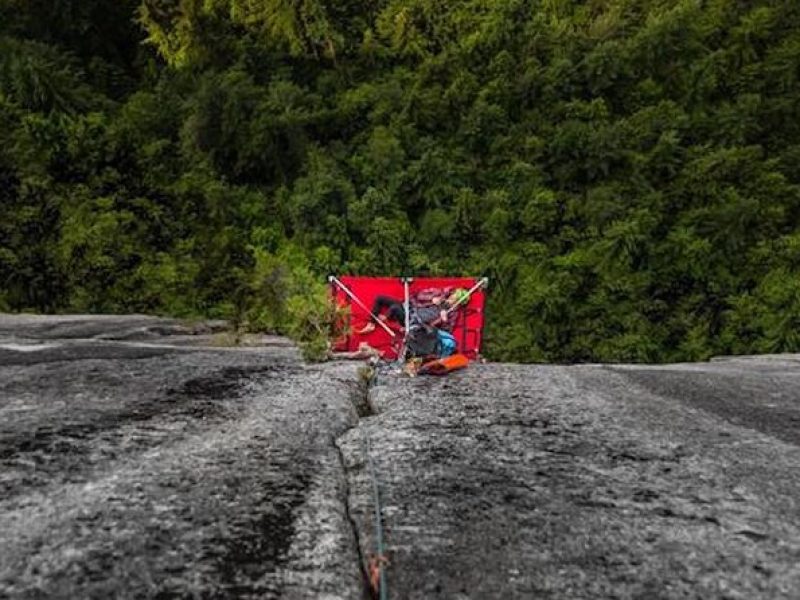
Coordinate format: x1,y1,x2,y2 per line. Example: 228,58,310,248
2,0,800,362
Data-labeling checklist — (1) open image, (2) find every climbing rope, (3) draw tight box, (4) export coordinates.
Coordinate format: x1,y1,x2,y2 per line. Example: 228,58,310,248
364,429,388,600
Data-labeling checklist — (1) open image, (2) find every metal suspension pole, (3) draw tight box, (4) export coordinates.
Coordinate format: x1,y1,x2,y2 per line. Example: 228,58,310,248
329,276,397,338
401,277,411,361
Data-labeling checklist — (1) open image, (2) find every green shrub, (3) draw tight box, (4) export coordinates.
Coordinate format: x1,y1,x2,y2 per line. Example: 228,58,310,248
244,244,348,361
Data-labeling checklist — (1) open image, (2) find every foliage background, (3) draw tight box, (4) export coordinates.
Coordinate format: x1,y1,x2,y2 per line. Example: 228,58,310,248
2,0,800,362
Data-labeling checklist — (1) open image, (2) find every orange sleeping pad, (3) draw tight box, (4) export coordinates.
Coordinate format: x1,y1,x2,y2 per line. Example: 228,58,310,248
418,353,470,376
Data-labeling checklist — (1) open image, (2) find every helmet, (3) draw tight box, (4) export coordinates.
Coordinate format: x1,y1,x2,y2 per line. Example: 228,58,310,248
450,288,469,305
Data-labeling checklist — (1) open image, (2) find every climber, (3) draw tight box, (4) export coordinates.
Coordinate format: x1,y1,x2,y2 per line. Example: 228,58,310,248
355,288,468,335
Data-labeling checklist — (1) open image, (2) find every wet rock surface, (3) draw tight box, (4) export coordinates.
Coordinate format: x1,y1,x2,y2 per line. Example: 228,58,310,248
3,314,800,599
339,361,800,599
0,315,364,599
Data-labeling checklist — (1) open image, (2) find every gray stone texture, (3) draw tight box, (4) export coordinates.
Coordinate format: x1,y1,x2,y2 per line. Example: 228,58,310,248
0,315,364,599
339,361,800,599
2,314,800,599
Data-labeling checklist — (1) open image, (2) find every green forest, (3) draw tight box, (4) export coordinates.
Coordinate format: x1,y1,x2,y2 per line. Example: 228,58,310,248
2,0,800,362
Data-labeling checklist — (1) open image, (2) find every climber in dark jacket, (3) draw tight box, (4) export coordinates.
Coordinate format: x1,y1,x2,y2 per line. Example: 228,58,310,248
355,289,467,335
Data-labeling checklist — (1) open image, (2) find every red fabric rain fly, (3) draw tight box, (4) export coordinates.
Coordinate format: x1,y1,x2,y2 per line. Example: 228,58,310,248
330,276,486,360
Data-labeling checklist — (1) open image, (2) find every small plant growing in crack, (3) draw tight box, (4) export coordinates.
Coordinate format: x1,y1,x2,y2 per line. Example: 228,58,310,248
354,366,376,418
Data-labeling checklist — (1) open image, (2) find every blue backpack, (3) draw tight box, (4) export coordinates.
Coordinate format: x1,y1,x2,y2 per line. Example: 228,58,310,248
406,325,456,358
